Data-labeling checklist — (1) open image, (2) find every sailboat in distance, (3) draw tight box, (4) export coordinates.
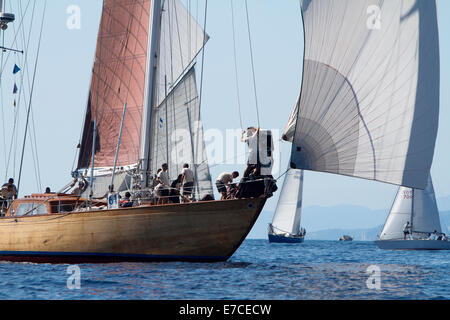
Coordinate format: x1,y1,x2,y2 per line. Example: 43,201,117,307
281,0,440,232
376,175,450,250
0,0,274,263
269,169,306,243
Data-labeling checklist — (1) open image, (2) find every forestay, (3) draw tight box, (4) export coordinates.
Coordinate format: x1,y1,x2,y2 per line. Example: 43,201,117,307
290,0,440,189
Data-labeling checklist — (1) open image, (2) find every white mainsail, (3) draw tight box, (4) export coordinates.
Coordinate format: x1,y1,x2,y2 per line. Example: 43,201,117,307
155,0,209,107
290,0,440,189
411,175,441,235
271,169,304,236
148,0,212,198
380,175,442,240
150,67,213,198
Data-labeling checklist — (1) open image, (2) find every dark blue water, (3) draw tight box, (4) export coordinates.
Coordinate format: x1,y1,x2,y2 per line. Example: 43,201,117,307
0,240,449,300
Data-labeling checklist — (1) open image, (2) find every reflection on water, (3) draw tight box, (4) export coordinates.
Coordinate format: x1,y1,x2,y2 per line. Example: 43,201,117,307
0,240,449,299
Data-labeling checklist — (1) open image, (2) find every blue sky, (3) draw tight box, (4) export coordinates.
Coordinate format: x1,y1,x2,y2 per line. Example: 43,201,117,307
1,0,449,223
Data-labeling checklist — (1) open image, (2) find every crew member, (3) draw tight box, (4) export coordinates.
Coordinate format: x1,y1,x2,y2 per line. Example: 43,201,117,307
181,164,195,202
216,171,239,200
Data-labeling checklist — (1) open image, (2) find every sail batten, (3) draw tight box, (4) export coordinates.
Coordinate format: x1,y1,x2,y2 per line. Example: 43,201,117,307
290,0,439,189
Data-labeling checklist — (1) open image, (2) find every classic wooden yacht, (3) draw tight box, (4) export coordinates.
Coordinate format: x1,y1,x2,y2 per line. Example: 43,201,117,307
0,193,265,263
0,0,274,263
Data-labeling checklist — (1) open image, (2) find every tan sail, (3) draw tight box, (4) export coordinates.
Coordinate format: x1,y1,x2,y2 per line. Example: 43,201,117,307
78,0,151,169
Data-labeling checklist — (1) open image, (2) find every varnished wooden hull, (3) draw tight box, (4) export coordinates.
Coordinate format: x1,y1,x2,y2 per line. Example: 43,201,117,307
0,198,265,263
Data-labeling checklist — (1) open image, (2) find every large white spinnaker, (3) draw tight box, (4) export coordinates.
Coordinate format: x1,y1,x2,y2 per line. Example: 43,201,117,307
380,175,442,240
271,169,304,236
290,0,440,189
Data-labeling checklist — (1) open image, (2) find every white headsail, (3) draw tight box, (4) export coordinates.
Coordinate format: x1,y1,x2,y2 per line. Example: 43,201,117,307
271,169,304,236
155,0,209,107
380,175,442,240
290,0,440,189
379,187,413,240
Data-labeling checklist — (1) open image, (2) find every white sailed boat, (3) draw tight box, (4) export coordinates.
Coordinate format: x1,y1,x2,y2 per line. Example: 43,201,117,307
269,169,306,243
280,0,440,243
376,175,450,250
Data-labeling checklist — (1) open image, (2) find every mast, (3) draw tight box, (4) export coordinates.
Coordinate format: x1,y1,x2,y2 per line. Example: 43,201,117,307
0,0,15,31
140,0,162,188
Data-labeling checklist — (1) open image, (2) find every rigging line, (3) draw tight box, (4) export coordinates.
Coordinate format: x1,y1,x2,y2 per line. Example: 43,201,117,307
0,32,6,168
5,0,36,180
0,0,31,76
18,0,42,191
12,0,35,179
17,0,46,196
230,0,243,130
194,0,208,199
244,0,260,129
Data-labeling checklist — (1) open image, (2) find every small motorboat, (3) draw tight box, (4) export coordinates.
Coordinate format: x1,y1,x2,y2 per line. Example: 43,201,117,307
339,235,353,242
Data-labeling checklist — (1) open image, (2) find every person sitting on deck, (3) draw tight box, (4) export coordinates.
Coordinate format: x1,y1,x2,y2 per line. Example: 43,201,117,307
120,192,133,208
226,183,238,200
45,187,55,194
216,171,239,200
156,163,170,205
235,166,265,199
181,164,195,202
70,176,88,197
169,174,183,204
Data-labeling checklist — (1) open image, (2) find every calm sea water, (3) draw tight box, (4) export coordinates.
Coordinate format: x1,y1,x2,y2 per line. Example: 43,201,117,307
0,240,449,300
